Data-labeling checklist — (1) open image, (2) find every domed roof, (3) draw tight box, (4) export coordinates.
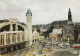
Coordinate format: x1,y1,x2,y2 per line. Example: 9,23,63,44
27,9,31,13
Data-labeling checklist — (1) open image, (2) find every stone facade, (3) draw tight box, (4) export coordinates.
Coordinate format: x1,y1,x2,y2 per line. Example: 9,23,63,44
74,22,80,42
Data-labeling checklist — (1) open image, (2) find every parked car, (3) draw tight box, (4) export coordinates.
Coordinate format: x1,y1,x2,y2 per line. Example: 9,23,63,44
56,41,60,44
72,44,80,48
0,50,4,54
65,43,70,46
39,40,44,43
58,42,67,49
48,41,51,44
52,42,56,45
74,46,80,50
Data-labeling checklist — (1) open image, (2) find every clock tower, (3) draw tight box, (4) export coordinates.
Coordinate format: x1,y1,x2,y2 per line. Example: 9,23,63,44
25,9,32,45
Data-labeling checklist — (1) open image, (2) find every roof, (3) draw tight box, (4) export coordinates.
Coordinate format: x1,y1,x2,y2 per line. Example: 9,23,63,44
52,20,68,25
27,9,31,13
0,19,9,23
32,30,35,33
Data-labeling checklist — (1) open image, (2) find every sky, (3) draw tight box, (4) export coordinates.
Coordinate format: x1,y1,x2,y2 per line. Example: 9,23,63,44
0,0,80,25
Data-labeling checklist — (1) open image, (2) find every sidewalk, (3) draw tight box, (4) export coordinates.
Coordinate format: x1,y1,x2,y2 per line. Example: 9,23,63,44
5,42,42,56
6,44,37,56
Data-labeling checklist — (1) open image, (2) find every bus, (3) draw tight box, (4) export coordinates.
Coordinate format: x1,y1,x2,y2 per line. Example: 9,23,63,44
72,44,80,50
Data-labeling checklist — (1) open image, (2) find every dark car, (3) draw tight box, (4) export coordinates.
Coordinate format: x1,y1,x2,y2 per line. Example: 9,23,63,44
0,50,4,54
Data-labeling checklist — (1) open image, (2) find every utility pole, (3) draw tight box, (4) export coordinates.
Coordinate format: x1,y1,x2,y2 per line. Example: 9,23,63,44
47,34,48,42
51,35,53,53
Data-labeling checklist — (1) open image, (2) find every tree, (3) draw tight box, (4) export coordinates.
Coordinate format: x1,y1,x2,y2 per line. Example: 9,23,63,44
43,25,54,37
36,28,40,32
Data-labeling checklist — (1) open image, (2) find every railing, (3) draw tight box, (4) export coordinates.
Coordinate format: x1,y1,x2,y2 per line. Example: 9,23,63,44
0,31,25,46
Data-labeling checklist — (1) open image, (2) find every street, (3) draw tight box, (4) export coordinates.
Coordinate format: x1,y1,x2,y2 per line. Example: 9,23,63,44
50,45,78,56
51,51,77,56
5,41,79,56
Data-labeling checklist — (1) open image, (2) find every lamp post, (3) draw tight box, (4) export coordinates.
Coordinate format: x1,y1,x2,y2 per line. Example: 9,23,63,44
67,36,70,43
67,29,71,44
51,34,53,53
47,34,48,42
67,30,70,43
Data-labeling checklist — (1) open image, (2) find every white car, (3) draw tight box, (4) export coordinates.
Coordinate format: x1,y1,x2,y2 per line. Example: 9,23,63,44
58,42,64,46
60,45,67,49
65,43,70,46
56,41,60,44
48,42,51,43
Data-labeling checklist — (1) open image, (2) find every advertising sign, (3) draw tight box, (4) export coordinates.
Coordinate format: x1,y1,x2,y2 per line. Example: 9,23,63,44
51,34,54,37
50,33,57,37
53,29,62,34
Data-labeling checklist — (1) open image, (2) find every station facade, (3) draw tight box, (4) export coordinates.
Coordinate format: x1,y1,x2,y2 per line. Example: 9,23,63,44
0,18,26,54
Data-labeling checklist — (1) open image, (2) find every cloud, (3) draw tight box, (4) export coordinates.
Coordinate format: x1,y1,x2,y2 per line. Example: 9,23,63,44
0,0,80,25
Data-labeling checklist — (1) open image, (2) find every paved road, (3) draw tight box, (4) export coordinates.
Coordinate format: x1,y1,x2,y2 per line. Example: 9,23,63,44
7,42,42,56
6,42,78,56
51,51,77,56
